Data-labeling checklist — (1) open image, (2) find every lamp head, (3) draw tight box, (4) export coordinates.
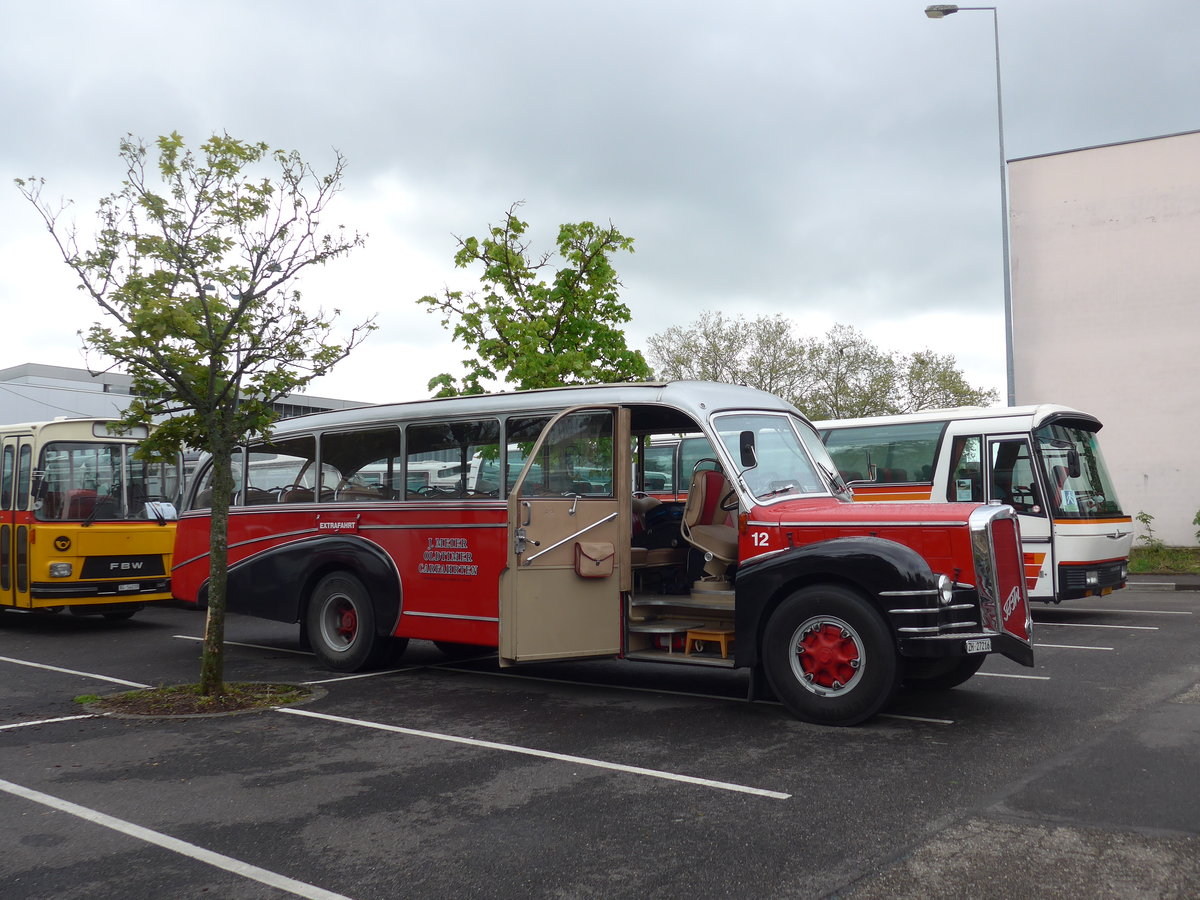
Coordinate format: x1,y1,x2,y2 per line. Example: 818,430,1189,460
925,4,959,17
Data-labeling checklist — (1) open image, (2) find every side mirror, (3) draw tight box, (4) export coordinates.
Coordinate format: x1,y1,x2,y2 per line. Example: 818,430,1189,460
739,431,758,469
1067,449,1081,479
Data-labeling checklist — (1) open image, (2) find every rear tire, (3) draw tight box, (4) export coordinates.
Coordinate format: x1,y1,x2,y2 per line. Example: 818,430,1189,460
902,654,986,690
306,572,388,672
762,585,899,726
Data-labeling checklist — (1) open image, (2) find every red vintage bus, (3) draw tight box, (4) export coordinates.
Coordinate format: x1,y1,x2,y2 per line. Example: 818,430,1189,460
173,381,1033,726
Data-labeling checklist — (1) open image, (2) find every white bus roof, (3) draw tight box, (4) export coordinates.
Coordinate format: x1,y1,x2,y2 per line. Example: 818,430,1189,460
259,381,805,436
813,404,1103,433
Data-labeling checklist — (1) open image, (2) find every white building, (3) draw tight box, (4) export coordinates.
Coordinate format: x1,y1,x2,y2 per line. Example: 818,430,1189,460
1008,129,1200,546
0,362,364,425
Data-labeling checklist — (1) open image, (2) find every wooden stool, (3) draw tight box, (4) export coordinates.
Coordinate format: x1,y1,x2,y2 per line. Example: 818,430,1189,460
685,627,735,658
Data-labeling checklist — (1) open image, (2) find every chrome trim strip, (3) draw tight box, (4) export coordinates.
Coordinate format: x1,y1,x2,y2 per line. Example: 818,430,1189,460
905,631,991,642
361,522,506,531
525,512,619,563
879,589,938,597
402,610,499,623
898,621,978,633
748,520,971,528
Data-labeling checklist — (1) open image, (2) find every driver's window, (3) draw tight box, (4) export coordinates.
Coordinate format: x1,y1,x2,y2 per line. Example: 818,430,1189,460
989,439,1043,515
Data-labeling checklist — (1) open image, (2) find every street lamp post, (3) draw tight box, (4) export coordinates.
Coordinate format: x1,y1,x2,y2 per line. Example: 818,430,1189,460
925,4,1015,406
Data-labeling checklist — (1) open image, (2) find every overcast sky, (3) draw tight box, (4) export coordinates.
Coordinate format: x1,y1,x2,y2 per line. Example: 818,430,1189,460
3,0,1197,408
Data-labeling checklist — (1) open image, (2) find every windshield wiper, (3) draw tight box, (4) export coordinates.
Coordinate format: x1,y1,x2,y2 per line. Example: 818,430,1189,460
819,463,850,495
758,482,798,500
81,482,120,527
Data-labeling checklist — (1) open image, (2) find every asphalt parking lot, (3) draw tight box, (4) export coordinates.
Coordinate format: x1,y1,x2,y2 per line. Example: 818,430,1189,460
2,586,1198,900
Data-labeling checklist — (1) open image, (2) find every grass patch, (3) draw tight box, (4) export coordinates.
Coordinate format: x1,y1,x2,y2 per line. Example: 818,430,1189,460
84,682,312,717
1129,546,1200,575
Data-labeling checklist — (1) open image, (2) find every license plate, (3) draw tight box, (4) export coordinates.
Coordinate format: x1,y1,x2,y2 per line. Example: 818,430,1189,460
119,583,140,592
965,638,992,654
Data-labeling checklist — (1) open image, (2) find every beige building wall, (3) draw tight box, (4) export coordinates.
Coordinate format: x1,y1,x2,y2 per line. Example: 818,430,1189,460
1009,130,1200,546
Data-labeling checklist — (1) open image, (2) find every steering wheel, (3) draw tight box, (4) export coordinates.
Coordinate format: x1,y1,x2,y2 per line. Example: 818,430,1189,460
719,490,739,512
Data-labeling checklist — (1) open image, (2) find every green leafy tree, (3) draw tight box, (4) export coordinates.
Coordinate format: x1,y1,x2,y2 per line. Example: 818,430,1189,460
16,132,372,695
647,315,998,419
419,203,651,395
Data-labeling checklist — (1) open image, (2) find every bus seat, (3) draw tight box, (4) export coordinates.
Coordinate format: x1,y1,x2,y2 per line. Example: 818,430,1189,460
680,469,737,585
1043,464,1067,507
66,490,97,518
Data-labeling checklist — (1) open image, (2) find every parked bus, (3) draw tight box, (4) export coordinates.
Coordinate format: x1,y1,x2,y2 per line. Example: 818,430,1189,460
1,418,181,619
814,405,1133,604
174,381,1034,726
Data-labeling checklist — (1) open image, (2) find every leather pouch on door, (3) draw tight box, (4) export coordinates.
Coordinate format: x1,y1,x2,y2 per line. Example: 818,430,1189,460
574,541,615,578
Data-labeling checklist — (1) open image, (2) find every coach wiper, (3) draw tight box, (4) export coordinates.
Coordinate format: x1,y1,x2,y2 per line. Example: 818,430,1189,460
81,482,120,528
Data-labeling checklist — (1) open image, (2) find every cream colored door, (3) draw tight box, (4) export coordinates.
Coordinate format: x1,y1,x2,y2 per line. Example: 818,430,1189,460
499,406,631,665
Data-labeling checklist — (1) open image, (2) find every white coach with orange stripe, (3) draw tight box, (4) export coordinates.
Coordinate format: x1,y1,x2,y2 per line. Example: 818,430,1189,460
815,405,1133,604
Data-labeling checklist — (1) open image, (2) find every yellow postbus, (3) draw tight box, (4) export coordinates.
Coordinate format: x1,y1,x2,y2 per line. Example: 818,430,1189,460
1,418,181,619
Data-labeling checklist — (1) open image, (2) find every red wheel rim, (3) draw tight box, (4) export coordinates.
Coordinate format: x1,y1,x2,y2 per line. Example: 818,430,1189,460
789,616,865,696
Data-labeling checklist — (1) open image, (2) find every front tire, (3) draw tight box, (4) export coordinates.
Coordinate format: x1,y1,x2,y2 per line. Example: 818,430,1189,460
762,585,899,726
307,572,389,671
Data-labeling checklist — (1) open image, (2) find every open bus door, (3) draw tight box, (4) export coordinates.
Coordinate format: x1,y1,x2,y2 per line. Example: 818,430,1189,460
499,406,632,665
988,434,1054,599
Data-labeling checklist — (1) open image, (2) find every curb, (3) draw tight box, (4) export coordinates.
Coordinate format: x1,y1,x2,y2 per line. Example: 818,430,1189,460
1128,581,1200,592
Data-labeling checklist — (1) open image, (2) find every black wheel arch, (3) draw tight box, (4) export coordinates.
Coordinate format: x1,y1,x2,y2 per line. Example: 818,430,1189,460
734,536,940,669
197,536,401,636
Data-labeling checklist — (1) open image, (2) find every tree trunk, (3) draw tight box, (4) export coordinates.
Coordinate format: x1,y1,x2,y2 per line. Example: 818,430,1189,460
199,436,234,695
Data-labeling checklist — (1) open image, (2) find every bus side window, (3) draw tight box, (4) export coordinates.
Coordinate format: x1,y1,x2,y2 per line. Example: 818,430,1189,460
947,435,983,502
189,448,246,510
1,445,12,509
406,419,501,500
642,442,675,493
321,428,403,502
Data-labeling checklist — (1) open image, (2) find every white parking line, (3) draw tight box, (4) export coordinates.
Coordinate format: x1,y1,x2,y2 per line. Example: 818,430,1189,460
277,707,791,800
0,778,354,900
303,668,423,685
0,655,150,689
1034,622,1159,631
172,635,313,656
1035,643,1114,651
1035,608,1192,616
0,715,95,731
975,671,1051,680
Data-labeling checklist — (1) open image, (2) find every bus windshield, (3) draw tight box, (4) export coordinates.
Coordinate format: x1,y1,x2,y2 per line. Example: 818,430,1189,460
712,413,832,502
1034,424,1124,519
35,441,180,522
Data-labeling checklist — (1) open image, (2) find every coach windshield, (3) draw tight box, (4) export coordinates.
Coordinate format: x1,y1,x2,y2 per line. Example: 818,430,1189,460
712,413,840,503
1034,423,1124,519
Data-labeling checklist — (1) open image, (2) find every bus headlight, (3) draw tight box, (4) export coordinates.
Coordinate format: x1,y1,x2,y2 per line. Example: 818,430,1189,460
49,563,73,578
1086,570,1100,587
937,574,954,606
